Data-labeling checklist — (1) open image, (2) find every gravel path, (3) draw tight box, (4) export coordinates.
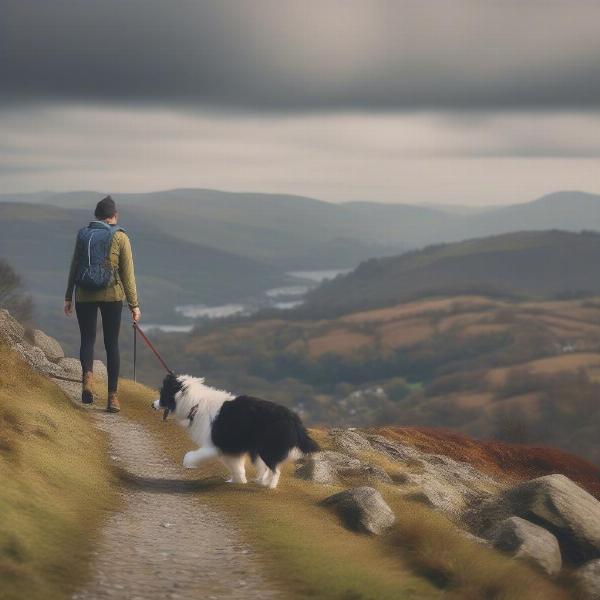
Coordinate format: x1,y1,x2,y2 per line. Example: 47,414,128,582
70,407,281,600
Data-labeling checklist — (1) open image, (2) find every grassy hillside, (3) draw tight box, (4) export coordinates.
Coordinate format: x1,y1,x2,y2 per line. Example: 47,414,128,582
0,202,288,325
117,379,572,600
0,345,115,600
134,294,600,465
301,230,600,317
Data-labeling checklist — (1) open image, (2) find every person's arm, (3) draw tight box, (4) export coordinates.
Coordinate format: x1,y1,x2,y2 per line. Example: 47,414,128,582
64,238,79,315
118,233,140,319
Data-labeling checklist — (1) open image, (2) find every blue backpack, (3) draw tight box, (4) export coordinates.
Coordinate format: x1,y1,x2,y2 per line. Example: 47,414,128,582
75,221,123,291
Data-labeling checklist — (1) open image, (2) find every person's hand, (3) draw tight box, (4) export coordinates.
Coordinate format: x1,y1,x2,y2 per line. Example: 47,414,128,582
131,307,141,322
64,300,73,316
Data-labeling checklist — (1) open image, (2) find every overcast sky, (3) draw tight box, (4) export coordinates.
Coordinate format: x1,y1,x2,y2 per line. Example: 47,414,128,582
1,0,599,205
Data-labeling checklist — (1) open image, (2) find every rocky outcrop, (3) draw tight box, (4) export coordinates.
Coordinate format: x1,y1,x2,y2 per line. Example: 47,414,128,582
31,329,64,362
13,341,64,378
0,308,107,401
295,450,392,485
0,308,25,344
330,429,503,514
322,486,395,535
331,428,373,455
468,474,600,564
487,516,562,576
575,559,600,600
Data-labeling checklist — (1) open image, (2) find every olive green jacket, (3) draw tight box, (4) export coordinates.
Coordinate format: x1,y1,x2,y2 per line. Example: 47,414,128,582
65,228,140,308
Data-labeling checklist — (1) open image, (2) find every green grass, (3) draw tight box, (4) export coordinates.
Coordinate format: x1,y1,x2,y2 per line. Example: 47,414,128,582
0,346,116,600
119,379,570,600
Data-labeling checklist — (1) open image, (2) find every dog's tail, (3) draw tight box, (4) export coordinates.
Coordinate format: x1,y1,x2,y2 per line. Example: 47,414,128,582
294,416,320,455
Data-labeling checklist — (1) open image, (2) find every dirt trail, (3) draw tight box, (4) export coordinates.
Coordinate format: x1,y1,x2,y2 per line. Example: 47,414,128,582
68,404,281,600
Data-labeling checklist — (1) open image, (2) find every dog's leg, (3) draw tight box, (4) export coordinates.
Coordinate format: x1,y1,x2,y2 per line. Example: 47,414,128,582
222,454,247,484
268,465,282,490
253,457,269,484
183,446,219,469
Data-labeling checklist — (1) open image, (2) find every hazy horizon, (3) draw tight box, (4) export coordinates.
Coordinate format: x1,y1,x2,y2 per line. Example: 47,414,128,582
2,183,599,209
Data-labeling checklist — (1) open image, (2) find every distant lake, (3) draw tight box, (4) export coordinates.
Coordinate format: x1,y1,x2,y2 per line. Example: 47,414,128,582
143,323,195,333
288,269,350,282
175,303,247,319
148,268,351,332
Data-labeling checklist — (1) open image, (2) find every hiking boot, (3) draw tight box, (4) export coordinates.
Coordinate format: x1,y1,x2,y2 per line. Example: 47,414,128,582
106,392,121,413
81,371,94,404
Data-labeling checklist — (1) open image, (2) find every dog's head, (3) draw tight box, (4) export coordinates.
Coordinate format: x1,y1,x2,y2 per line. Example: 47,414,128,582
152,373,184,420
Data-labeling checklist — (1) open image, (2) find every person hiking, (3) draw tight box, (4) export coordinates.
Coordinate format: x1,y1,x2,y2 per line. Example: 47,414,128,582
64,195,141,412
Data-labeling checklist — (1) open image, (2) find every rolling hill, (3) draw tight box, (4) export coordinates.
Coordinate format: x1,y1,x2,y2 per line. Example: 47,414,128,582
446,190,600,241
0,202,288,326
300,230,600,317
3,188,599,269
17,189,406,268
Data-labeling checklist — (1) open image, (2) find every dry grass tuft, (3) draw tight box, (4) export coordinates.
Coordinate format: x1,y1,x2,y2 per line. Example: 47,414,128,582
0,345,116,600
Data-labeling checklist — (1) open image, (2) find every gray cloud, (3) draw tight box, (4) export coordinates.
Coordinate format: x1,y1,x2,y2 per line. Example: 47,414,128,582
1,106,599,204
2,0,600,111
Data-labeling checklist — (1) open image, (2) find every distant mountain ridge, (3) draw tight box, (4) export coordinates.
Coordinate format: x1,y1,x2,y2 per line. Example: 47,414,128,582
3,188,599,269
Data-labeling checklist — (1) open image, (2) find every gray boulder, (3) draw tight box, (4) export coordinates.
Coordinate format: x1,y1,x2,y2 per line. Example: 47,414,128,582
575,559,600,600
295,450,392,485
0,308,25,344
322,486,395,535
31,329,64,362
468,474,600,564
13,342,63,378
57,357,82,378
487,516,562,576
56,357,107,381
331,428,374,456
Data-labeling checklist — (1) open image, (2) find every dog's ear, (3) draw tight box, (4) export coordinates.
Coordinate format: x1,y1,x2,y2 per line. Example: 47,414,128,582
197,377,205,384
158,373,181,413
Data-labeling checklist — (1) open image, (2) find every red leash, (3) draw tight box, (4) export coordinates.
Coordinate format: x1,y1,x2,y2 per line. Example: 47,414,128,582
133,322,173,380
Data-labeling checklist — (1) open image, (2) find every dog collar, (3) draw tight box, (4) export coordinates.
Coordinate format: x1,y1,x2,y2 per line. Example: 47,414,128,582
187,404,199,425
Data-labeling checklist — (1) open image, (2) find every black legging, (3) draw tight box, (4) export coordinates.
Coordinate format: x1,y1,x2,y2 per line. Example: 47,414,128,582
76,301,123,393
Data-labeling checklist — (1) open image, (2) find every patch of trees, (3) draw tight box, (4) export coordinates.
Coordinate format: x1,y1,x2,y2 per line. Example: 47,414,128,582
0,258,32,322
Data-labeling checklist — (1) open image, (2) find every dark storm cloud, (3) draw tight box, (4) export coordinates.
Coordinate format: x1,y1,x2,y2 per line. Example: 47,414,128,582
2,0,600,111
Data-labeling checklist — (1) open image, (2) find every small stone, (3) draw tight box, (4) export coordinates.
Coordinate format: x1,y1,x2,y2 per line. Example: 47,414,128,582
487,517,562,576
322,486,395,535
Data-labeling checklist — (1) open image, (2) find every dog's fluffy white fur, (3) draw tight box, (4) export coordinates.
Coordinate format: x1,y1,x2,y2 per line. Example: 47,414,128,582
153,374,318,489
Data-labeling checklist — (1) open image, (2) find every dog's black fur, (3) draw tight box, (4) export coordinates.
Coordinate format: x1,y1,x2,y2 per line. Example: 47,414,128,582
211,395,319,471
158,373,183,415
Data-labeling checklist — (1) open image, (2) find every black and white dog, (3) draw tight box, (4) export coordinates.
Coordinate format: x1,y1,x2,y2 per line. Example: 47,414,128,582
153,373,319,489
